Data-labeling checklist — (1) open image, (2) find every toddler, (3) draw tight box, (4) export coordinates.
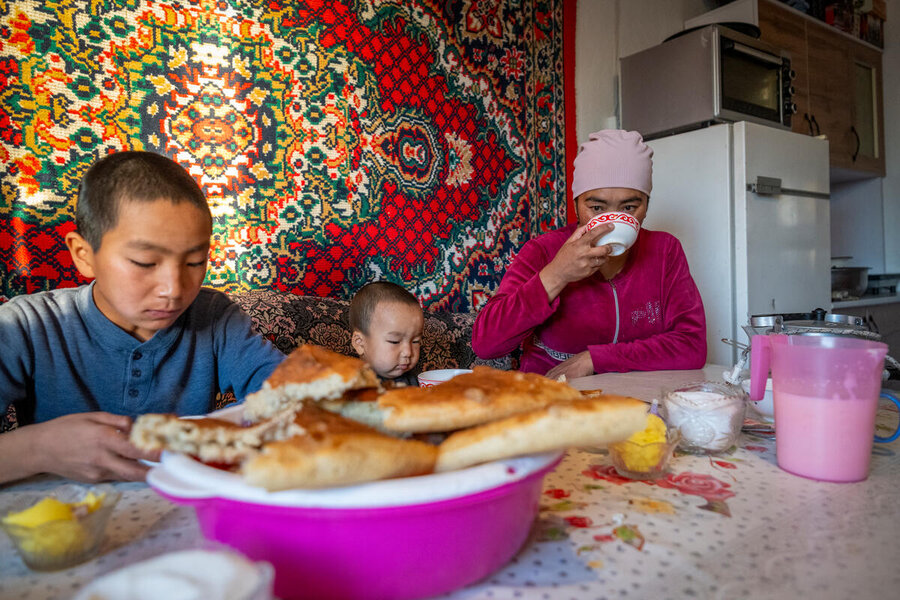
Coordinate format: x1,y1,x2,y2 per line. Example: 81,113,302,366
349,282,424,386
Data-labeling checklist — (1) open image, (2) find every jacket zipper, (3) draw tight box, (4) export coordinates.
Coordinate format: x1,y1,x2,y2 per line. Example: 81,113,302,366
609,280,620,344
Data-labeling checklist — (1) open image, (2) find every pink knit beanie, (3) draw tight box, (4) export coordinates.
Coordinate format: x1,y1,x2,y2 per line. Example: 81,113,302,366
572,130,653,198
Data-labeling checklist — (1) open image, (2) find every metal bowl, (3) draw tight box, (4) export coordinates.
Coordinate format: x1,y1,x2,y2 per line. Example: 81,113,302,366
824,313,865,327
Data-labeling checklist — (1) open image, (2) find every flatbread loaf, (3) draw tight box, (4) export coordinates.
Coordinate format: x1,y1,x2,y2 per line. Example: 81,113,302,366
130,409,298,464
242,402,437,491
434,395,648,472
242,344,380,421
355,366,584,433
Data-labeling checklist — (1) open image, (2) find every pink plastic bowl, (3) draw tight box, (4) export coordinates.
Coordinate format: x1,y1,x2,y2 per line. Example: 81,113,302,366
148,451,561,600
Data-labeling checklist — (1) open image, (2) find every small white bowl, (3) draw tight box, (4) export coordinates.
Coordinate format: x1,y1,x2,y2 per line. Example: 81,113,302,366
585,212,640,255
417,369,472,387
741,378,774,419
71,549,274,600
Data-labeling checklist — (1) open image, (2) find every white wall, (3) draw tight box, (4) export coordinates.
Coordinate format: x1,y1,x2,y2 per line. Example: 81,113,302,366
831,179,886,271
575,0,900,275
574,0,710,144
574,1,618,142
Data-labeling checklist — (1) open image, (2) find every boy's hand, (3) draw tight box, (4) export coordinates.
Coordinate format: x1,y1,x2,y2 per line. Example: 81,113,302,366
31,412,160,482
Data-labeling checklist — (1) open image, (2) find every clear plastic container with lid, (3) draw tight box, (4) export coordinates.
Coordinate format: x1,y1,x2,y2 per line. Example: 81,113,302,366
660,381,746,454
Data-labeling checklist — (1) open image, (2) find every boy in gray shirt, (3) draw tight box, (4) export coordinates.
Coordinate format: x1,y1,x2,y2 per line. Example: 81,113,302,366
0,152,284,484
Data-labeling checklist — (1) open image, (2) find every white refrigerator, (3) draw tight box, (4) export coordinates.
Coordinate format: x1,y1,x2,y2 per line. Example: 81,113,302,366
644,121,831,366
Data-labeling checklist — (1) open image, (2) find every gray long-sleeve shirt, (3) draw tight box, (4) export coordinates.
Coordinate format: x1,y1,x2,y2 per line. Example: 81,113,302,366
0,284,284,424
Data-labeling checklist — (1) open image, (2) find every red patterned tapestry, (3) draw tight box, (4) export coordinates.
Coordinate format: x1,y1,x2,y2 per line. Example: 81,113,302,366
0,0,568,311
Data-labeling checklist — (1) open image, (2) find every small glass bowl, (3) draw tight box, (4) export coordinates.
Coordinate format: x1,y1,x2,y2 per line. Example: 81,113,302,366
660,381,746,454
608,428,681,480
0,484,121,571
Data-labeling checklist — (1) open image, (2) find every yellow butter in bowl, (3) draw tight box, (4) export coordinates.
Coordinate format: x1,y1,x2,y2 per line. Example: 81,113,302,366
0,485,119,571
2,490,107,527
2,497,75,528
609,414,678,479
77,491,107,513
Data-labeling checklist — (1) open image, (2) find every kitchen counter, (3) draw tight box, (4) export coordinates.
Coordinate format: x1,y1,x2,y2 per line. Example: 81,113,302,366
2,365,899,600
832,292,900,309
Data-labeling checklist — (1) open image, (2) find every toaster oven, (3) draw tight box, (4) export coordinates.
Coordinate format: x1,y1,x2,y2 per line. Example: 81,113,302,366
620,25,795,139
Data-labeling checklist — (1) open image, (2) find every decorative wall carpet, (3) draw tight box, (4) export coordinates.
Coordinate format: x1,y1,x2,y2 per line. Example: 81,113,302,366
0,0,568,311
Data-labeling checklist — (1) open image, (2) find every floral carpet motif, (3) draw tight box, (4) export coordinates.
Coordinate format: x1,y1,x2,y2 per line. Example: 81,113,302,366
0,0,568,310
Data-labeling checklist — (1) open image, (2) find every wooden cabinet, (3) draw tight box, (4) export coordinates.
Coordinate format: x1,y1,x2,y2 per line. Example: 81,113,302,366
805,22,855,167
757,1,810,134
848,42,885,174
758,0,885,177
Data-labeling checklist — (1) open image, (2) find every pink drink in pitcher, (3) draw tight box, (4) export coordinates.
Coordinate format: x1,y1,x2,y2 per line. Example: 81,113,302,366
750,334,900,482
773,391,879,482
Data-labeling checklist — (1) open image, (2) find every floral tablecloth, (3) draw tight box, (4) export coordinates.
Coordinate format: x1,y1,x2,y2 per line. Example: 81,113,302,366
4,426,897,600
444,429,899,600
2,369,899,600
443,372,900,600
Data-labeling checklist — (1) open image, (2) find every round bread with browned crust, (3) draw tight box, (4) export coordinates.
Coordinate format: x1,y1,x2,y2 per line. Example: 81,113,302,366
243,344,379,421
130,409,298,464
435,395,648,472
374,366,584,433
242,403,437,490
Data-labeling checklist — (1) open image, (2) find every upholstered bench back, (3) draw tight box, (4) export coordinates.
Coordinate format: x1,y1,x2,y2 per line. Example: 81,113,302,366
228,290,514,372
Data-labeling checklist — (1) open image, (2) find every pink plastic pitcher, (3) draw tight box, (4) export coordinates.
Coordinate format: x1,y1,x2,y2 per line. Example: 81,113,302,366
750,334,900,482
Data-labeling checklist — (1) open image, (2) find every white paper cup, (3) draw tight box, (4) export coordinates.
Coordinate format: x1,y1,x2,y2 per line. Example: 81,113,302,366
585,212,640,255
417,369,472,387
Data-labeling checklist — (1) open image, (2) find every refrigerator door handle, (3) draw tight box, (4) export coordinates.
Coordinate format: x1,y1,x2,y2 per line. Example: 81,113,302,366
747,176,830,200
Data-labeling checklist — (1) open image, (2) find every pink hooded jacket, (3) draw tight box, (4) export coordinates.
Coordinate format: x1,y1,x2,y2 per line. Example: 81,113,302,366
471,225,707,375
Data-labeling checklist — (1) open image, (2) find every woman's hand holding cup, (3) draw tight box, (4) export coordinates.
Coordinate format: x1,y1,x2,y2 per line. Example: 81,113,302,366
539,222,614,302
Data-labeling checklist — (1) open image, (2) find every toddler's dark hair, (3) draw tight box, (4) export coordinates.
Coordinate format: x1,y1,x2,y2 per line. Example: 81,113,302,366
349,281,421,335
75,151,210,249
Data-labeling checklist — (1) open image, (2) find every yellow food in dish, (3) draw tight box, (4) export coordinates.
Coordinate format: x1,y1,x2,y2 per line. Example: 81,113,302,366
2,492,107,559
2,497,74,528
3,492,106,528
19,520,90,558
78,491,106,513
611,413,667,472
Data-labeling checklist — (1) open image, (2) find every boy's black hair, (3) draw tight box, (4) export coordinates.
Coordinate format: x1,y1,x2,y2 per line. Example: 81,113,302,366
75,151,211,250
349,281,421,335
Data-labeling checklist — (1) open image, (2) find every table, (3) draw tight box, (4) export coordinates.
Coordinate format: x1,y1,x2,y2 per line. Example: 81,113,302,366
2,365,899,600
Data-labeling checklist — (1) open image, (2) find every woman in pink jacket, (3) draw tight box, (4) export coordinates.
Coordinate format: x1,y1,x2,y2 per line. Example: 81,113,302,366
472,130,707,379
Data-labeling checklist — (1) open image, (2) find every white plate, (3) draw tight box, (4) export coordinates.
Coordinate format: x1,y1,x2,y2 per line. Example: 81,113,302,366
205,403,245,423
149,450,561,509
